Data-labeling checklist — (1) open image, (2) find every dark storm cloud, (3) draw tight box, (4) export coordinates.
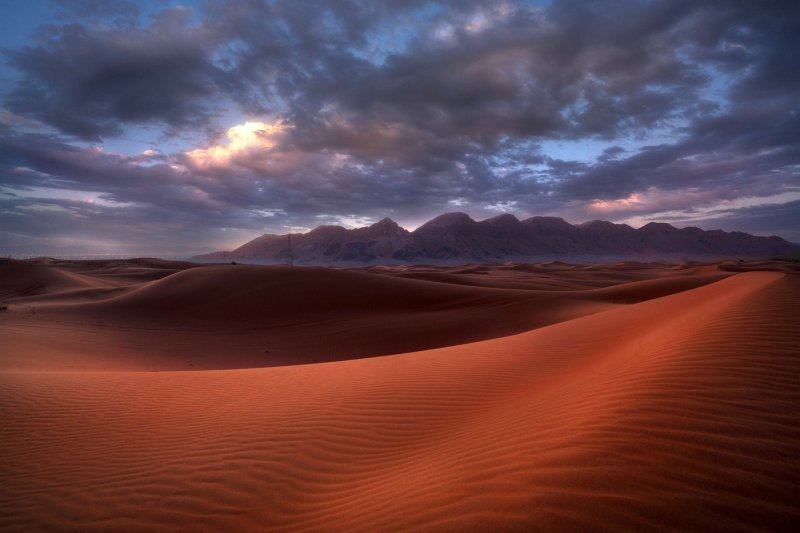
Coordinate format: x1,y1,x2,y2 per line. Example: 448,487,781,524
4,6,223,141
556,96,800,203
1,0,799,254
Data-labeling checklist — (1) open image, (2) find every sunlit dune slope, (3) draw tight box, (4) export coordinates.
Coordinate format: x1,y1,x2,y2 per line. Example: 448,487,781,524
0,264,726,370
1,271,798,530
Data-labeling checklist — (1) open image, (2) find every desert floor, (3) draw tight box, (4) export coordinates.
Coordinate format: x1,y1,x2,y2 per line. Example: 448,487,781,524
1,258,799,530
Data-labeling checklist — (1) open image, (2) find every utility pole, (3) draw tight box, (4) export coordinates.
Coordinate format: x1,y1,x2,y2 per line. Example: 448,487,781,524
287,233,294,267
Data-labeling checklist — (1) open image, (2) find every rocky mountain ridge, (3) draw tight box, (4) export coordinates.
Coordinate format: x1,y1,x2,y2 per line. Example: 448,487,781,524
191,212,799,264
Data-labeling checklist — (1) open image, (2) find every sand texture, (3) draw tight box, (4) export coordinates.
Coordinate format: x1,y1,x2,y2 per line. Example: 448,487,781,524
1,259,799,530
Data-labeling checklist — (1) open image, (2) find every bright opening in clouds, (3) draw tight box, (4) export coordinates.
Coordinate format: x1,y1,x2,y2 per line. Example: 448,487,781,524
1,0,798,256
186,121,288,168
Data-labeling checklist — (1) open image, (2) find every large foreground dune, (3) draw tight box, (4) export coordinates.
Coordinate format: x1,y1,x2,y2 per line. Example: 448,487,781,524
1,259,799,530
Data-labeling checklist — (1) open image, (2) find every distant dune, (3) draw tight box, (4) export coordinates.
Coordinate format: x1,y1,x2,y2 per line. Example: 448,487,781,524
1,259,799,530
0,261,730,370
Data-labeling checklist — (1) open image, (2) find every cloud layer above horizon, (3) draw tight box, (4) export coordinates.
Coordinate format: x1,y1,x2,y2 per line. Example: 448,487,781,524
1,0,799,255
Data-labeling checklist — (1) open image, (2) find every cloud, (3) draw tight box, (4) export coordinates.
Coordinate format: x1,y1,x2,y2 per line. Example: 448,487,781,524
630,198,800,243
4,6,223,141
0,0,799,254
186,120,289,168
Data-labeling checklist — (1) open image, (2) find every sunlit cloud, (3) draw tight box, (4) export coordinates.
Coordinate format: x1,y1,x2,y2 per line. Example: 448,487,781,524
588,193,643,213
186,120,289,168
586,187,741,217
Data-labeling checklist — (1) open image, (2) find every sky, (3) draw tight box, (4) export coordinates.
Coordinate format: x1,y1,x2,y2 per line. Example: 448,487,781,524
0,0,798,256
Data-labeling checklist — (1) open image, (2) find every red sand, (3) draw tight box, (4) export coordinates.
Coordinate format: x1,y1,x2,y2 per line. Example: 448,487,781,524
1,260,798,530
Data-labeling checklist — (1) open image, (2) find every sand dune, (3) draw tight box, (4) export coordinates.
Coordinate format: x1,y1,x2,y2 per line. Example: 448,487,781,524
1,261,798,530
371,260,726,291
0,262,110,299
0,262,731,370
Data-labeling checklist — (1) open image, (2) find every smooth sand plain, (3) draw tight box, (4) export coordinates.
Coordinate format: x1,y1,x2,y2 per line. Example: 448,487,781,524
1,258,798,530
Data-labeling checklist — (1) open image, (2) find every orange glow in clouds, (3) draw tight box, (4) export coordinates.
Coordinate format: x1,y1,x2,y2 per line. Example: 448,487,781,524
187,121,288,168
588,192,643,213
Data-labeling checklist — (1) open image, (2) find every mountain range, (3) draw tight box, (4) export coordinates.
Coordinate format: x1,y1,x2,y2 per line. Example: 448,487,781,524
191,212,799,264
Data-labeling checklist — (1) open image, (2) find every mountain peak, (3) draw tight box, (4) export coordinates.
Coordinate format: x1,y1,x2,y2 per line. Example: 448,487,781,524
415,212,475,231
524,216,569,224
309,224,348,236
435,212,474,223
357,216,409,237
580,219,615,228
371,217,400,228
483,213,521,226
579,220,634,233
522,216,574,231
638,222,677,233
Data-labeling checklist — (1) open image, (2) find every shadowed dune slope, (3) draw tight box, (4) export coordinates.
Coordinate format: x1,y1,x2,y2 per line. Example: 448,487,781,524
87,265,725,320
1,272,799,530
370,261,727,291
0,262,184,305
576,273,729,303
0,264,727,370
0,263,110,299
